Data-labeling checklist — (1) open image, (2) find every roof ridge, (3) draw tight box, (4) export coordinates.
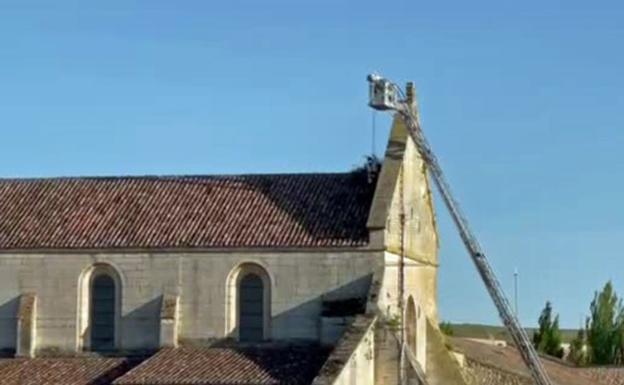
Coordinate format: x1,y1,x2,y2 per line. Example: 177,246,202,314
0,171,354,182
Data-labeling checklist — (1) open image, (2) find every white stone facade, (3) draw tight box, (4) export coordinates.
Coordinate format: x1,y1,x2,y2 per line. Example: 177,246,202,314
0,249,380,353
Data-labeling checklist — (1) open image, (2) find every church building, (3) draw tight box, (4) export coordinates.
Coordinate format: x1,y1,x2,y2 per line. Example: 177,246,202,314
0,106,468,384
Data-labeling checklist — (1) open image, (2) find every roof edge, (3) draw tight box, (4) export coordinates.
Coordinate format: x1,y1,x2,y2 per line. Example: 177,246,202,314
0,245,384,255
366,116,408,229
312,315,377,385
0,171,358,183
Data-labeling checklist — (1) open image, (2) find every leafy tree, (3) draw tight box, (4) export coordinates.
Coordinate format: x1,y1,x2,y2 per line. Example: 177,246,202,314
615,315,624,363
440,321,454,336
586,281,623,364
547,315,564,358
533,301,564,358
568,328,588,366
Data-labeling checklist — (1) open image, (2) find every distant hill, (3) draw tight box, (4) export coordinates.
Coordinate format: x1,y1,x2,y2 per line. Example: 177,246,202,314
447,323,578,344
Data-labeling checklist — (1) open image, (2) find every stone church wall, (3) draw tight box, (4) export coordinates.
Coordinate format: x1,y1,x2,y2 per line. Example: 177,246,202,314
0,249,380,354
368,113,442,384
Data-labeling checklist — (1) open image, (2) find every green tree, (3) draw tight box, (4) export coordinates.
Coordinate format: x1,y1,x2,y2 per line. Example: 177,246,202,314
586,281,623,364
440,321,454,336
533,301,564,358
568,328,588,366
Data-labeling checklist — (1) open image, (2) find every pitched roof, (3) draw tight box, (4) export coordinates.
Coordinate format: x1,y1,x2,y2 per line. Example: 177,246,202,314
451,338,602,385
0,357,133,385
0,172,376,250
114,345,330,385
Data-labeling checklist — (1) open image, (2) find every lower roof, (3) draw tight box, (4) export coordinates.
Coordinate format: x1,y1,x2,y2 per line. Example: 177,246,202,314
0,172,376,250
114,345,330,385
451,337,601,385
0,344,332,385
0,356,134,385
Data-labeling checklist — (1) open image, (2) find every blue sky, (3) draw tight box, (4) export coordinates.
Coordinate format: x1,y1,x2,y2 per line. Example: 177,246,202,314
1,1,623,328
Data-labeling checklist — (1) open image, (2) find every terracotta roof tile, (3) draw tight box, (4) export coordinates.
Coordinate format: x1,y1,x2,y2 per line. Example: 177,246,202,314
576,367,624,385
451,338,603,385
114,346,330,385
0,357,133,385
0,172,376,250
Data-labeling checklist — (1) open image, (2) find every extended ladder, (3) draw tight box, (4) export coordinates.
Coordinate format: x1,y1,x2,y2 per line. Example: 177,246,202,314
367,74,553,385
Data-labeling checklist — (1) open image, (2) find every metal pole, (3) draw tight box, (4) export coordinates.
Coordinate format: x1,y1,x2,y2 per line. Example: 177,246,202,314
371,110,377,156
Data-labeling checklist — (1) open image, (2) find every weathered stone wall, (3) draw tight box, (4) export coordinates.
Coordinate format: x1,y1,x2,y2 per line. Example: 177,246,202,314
383,117,439,269
0,249,380,353
375,252,430,368
370,254,431,385
370,114,440,326
329,321,374,385
426,320,469,385
368,112,442,383
312,315,376,385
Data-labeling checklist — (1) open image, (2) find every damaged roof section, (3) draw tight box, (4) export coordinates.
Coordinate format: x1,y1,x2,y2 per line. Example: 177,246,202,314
0,172,376,250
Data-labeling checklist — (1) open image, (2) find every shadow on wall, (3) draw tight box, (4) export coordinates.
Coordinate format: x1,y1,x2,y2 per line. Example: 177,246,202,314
78,296,162,357
0,275,374,357
220,273,373,345
0,296,19,357
120,296,162,354
113,271,374,353
207,275,373,385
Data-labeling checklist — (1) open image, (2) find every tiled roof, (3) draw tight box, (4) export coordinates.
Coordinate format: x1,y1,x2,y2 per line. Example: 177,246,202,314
114,345,330,385
0,172,376,250
577,367,624,385
0,357,133,385
451,338,602,385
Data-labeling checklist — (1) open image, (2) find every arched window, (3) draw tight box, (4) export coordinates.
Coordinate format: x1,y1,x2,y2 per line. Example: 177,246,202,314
77,263,122,352
226,263,271,342
239,273,264,342
90,273,116,352
406,296,417,354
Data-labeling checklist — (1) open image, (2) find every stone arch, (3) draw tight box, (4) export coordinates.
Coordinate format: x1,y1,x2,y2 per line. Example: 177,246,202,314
226,262,272,342
405,296,417,354
77,263,122,352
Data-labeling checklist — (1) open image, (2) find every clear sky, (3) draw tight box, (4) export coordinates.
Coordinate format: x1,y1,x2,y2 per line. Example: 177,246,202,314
1,1,623,328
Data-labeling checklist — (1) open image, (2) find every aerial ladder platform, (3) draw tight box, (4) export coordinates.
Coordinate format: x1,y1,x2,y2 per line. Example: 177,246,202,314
366,74,553,385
